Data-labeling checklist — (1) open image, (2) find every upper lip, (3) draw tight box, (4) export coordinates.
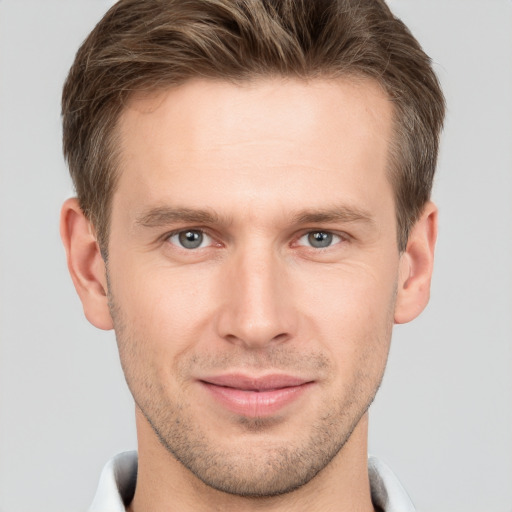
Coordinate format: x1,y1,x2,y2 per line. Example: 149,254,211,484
200,373,312,391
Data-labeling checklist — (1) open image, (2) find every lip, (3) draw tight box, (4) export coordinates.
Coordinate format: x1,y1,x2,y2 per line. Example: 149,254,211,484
199,373,314,418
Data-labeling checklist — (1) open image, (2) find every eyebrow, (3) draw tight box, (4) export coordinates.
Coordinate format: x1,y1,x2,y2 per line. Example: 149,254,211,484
292,206,375,226
134,205,375,229
135,207,225,228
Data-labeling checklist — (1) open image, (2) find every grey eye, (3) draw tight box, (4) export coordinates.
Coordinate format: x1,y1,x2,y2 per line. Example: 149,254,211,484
298,231,341,249
308,231,333,248
169,230,210,249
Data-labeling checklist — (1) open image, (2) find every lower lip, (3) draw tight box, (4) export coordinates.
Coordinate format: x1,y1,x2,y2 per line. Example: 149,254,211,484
201,381,313,417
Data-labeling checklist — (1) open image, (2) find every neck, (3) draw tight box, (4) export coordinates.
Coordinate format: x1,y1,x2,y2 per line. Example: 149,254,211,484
128,409,375,512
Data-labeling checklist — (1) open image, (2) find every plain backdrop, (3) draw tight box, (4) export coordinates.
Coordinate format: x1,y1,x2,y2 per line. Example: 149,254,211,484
0,1,511,511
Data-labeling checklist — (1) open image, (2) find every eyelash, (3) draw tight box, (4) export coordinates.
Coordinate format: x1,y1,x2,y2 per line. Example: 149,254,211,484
295,231,344,249
164,228,348,251
166,229,216,250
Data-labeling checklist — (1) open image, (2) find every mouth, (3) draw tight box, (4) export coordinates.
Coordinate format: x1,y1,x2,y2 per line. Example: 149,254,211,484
198,374,315,418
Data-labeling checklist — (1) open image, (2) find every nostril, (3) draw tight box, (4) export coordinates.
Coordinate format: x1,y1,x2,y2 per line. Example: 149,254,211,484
271,332,289,343
221,330,291,349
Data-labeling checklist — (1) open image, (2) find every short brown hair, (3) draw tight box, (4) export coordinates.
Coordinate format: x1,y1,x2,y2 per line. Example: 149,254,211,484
62,0,445,253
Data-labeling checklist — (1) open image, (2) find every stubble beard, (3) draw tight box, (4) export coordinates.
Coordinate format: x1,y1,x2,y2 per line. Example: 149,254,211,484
107,286,394,498
140,372,373,498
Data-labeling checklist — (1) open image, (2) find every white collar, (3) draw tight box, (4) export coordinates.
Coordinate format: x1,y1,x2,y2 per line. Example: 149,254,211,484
368,455,416,512
87,451,137,512
87,451,415,512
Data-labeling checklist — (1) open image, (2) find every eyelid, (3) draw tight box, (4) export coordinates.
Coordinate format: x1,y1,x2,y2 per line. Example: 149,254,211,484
293,229,349,248
164,228,216,249
161,227,349,249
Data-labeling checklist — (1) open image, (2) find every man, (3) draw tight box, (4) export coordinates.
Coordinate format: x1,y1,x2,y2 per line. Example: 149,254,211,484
60,0,444,510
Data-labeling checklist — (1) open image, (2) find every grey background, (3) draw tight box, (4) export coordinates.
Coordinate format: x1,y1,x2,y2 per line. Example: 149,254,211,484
0,1,511,511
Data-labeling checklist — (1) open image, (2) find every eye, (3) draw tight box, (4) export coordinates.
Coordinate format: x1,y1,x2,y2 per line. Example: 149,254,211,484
298,231,342,249
168,229,212,249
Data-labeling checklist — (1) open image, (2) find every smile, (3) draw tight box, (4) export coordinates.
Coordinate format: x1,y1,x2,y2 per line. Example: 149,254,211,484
199,374,314,418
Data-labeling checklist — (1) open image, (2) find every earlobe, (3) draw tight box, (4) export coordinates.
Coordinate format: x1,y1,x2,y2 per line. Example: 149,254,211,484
394,201,438,324
60,198,114,330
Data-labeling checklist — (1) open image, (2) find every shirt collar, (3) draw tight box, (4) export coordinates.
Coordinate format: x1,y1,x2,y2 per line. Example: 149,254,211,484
87,451,137,512
368,455,416,512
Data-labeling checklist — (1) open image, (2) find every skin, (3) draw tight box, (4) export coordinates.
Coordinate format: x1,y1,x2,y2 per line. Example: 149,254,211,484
61,78,437,512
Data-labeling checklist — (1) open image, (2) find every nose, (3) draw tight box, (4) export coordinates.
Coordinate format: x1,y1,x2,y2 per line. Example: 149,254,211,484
215,245,297,349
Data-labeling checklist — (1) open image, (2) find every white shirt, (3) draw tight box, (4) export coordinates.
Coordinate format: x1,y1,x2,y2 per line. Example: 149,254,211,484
87,451,416,512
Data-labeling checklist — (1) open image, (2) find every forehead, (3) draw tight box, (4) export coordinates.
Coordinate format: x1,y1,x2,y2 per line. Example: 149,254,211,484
113,77,394,225
120,77,392,154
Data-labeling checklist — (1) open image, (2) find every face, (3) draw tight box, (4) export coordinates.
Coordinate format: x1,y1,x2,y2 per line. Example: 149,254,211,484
107,78,400,496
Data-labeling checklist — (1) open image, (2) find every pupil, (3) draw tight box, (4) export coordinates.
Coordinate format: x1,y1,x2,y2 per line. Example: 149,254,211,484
308,232,332,248
179,230,202,249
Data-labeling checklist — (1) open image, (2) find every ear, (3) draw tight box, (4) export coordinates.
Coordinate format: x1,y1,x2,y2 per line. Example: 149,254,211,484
394,201,438,324
60,198,113,330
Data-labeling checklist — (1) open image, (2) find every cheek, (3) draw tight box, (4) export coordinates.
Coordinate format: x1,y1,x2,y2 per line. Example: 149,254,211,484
110,259,217,360
299,259,397,323
108,268,204,406
296,263,396,372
